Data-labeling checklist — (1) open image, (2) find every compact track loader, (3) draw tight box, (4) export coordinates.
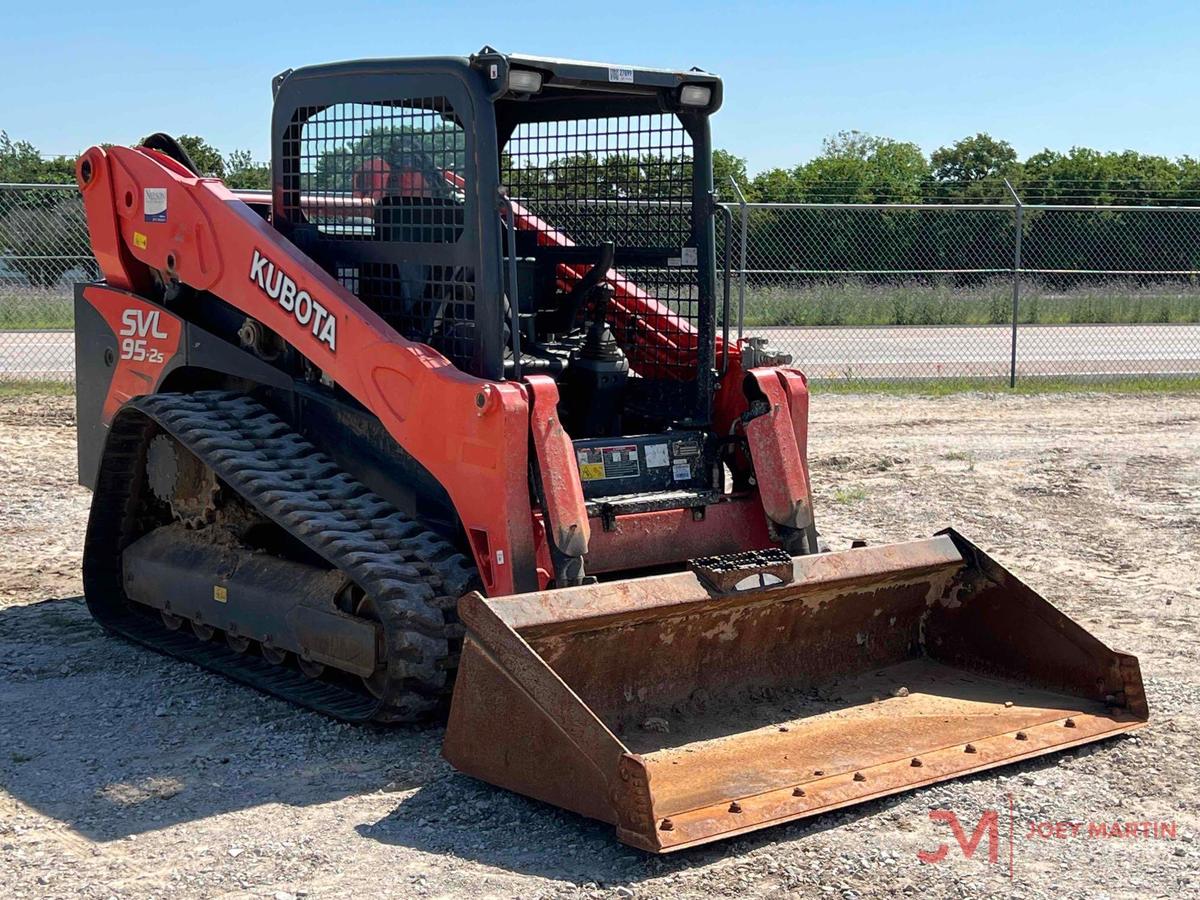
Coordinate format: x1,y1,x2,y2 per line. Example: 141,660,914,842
73,48,1146,851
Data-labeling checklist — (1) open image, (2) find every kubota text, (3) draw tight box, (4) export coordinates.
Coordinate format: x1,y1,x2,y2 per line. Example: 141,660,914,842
249,249,338,352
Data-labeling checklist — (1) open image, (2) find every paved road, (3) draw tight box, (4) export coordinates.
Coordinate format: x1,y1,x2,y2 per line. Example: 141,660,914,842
3,324,1199,381
0,330,75,380
0,331,73,381
750,323,1200,378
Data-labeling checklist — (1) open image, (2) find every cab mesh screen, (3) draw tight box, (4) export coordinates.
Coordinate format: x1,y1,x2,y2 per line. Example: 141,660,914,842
503,113,710,406
281,99,477,370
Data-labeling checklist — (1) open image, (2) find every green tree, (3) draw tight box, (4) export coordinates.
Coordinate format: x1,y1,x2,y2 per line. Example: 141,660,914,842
224,149,270,190
932,133,1019,182
1020,146,1178,204
748,167,804,202
0,133,85,286
793,131,929,202
173,135,226,178
1178,156,1200,203
930,133,1020,200
0,132,76,184
713,149,750,197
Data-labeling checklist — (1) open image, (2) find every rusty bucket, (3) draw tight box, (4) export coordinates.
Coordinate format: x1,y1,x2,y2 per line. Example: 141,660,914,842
443,530,1146,852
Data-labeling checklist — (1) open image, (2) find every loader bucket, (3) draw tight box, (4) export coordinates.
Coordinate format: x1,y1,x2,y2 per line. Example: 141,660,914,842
443,530,1147,852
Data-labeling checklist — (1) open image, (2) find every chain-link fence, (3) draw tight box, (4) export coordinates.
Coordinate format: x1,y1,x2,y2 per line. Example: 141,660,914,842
1,181,1198,387
0,184,93,381
725,192,1200,385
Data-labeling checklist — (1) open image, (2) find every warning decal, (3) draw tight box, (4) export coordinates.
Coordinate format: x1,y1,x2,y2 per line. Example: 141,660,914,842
577,444,640,481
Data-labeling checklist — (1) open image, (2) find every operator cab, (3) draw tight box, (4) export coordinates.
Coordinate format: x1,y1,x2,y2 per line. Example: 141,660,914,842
271,48,726,504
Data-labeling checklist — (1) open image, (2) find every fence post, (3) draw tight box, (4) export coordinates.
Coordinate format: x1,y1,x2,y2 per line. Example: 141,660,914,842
1005,179,1023,388
727,175,750,340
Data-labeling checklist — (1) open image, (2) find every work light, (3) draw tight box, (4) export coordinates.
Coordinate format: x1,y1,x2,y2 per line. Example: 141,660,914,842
507,69,543,94
679,84,711,107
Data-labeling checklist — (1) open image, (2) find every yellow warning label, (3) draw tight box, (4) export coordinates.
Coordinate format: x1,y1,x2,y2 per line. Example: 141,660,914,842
213,585,228,602
132,231,148,249
579,462,605,481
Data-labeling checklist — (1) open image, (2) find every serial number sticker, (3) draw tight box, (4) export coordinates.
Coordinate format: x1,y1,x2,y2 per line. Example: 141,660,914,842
577,445,640,480
672,461,692,481
645,443,670,468
132,231,148,249
213,585,228,602
680,247,698,266
608,66,634,83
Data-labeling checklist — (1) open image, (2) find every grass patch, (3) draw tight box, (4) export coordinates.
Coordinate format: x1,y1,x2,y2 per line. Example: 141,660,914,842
741,278,1200,327
2,315,74,330
2,376,1197,402
809,375,1200,396
0,379,75,398
832,485,868,504
0,289,74,330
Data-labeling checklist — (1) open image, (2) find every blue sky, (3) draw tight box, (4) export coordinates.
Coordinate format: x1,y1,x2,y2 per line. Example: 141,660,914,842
2,1,1197,174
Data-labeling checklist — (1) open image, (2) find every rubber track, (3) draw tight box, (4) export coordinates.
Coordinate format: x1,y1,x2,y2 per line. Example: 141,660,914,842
82,390,477,723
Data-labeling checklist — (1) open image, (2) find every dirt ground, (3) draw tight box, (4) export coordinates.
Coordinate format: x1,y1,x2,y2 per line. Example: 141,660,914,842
1,391,1196,899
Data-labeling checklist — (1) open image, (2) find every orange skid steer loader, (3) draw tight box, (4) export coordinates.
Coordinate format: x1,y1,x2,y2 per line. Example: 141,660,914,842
72,48,1146,852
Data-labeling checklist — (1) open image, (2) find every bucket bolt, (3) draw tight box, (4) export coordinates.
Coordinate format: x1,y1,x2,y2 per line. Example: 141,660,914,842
964,743,978,754
659,818,674,831
1064,718,1077,728
792,787,805,797
911,757,923,767
853,772,866,782
1015,731,1029,741
728,801,742,813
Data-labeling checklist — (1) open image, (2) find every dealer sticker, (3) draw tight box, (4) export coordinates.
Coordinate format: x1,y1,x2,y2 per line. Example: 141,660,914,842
608,66,634,84
144,188,168,223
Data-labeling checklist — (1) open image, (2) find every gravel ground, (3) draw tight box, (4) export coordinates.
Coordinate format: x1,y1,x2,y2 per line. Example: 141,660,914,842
1,391,1196,899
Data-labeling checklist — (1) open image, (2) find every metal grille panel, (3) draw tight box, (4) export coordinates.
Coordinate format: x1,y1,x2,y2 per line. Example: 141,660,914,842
280,99,478,369
503,114,708,401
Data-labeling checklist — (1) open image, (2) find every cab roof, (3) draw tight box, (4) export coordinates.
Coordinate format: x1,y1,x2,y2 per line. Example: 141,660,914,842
275,47,722,114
